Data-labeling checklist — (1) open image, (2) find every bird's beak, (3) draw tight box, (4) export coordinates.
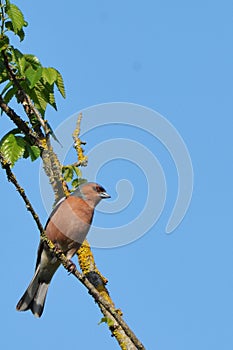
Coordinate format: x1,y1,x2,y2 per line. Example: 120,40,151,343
100,192,111,199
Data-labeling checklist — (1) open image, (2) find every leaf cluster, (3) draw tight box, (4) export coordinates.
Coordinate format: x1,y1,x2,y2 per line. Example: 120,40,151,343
62,165,87,189
0,47,66,117
0,0,66,166
0,128,41,167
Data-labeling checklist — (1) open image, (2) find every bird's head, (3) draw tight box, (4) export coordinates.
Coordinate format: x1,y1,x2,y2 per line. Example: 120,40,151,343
73,182,111,207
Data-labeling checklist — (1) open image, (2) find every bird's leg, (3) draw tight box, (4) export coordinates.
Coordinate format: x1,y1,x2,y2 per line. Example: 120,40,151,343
52,245,76,273
67,260,77,275
53,244,63,257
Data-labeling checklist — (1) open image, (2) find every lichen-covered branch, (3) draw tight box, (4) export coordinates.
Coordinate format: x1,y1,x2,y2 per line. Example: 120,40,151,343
41,137,70,203
78,242,139,350
72,113,88,166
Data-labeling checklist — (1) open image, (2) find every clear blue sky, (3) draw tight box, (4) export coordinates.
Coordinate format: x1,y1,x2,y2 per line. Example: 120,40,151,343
1,1,233,349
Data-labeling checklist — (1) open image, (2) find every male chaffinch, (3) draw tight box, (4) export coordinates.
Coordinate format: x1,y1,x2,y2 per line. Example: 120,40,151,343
16,182,110,318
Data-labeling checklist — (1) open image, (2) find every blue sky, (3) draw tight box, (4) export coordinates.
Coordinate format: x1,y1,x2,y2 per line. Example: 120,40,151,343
1,1,233,349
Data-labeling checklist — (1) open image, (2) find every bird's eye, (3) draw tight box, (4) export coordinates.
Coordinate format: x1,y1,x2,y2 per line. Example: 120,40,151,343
94,185,105,193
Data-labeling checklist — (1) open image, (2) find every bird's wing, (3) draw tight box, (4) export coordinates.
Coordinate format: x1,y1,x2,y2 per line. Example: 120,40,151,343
44,196,66,229
35,197,66,270
35,241,44,270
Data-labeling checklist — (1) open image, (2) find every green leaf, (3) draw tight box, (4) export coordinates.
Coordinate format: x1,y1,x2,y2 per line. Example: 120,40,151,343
0,35,10,51
33,92,47,116
42,67,57,85
98,317,115,328
46,122,61,145
71,178,87,189
0,133,26,167
24,54,41,69
25,144,41,161
3,85,17,104
72,166,82,177
33,82,49,115
5,14,27,41
71,178,80,188
5,21,14,32
48,90,57,110
34,80,57,111
0,60,9,91
1,81,13,95
25,66,42,88
17,28,26,42
6,4,25,34
54,69,66,98
62,166,74,182
11,48,26,75
0,72,8,84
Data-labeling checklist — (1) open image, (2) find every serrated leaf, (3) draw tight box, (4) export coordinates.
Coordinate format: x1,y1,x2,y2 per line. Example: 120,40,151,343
0,134,26,167
62,166,74,182
6,4,25,34
24,54,41,68
34,80,57,111
55,69,66,98
48,90,57,110
42,67,57,85
33,91,47,116
25,66,42,88
33,82,49,114
11,48,26,75
18,56,26,75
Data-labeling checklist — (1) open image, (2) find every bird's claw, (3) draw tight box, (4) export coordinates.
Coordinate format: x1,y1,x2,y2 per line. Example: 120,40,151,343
67,261,76,275
53,245,63,256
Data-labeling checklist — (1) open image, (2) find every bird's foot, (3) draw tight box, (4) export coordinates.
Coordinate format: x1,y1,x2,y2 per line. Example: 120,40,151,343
67,261,76,275
53,245,63,256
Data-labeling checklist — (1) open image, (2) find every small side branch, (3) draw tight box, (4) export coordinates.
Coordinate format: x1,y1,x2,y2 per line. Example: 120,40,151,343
72,113,88,166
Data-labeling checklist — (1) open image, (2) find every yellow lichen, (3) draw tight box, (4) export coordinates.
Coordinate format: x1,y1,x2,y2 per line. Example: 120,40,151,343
72,113,88,166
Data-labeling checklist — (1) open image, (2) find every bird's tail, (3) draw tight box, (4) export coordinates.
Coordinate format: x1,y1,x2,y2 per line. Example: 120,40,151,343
16,266,49,318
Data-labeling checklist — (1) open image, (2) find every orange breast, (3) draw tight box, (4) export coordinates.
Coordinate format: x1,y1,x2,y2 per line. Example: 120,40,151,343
45,196,94,253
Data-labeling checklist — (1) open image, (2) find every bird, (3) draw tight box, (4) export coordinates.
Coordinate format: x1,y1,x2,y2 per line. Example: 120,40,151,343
16,182,110,318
